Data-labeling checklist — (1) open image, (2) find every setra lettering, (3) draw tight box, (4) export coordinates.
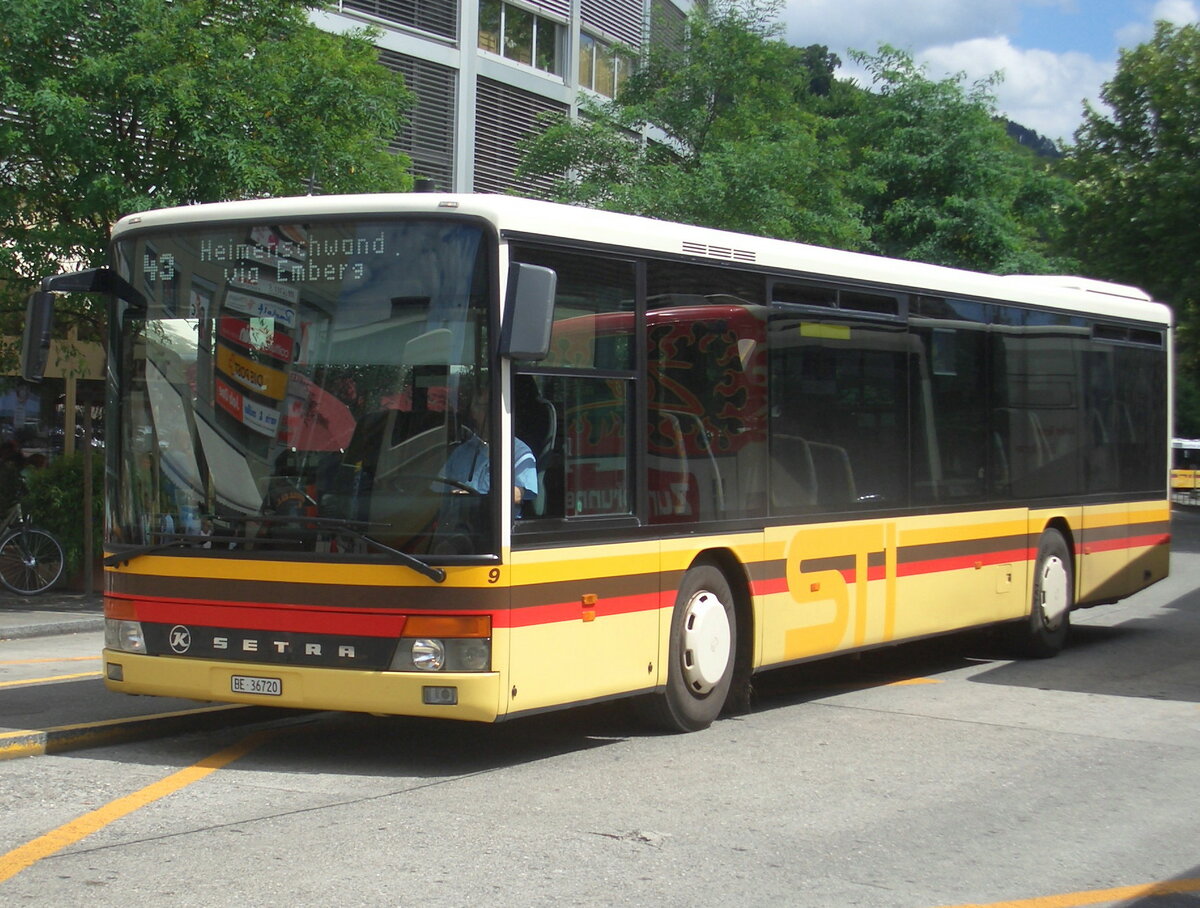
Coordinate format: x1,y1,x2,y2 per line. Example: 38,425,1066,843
172,632,367,660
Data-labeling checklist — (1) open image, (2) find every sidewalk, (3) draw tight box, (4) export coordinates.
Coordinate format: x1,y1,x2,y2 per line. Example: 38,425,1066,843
0,588,105,641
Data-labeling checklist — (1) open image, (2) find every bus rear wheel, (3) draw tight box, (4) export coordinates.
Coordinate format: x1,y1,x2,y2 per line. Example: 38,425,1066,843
1014,528,1072,658
641,563,737,733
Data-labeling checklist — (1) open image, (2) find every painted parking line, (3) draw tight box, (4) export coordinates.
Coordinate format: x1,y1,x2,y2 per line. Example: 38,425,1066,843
0,657,100,666
0,728,279,884
0,672,103,689
940,875,1200,907
0,704,289,761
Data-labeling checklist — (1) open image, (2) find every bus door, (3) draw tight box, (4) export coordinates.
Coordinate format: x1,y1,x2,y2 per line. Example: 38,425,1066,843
506,372,658,715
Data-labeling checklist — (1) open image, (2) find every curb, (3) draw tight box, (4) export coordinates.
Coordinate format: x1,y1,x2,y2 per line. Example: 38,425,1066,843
0,704,298,761
0,616,106,641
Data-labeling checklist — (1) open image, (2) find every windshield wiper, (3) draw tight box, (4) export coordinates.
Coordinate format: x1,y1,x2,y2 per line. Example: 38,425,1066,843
222,515,447,583
103,533,267,567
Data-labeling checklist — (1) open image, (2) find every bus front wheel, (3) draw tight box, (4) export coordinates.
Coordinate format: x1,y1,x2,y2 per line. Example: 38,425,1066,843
1014,528,1072,658
642,563,737,733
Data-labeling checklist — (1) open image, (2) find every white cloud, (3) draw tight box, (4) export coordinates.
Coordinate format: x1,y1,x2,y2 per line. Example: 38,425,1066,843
918,37,1113,141
779,0,1199,143
1152,0,1199,22
1117,0,1199,46
781,0,1021,53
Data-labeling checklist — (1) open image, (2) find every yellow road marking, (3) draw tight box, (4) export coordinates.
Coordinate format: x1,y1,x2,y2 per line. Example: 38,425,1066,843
0,728,277,883
941,876,1200,907
0,672,103,689
884,677,943,686
0,657,100,666
0,704,267,761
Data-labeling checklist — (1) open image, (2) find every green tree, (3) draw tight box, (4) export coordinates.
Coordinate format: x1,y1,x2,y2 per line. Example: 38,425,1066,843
0,0,414,351
519,0,868,249
844,46,1079,274
1061,20,1200,423
22,452,104,578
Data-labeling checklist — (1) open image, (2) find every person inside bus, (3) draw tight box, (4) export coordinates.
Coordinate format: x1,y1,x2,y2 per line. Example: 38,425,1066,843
439,382,538,517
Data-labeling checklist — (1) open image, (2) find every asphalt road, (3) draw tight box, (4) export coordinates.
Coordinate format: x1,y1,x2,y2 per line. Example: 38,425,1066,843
0,513,1198,906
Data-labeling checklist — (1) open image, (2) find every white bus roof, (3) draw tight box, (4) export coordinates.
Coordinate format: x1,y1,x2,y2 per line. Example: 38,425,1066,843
112,193,1173,327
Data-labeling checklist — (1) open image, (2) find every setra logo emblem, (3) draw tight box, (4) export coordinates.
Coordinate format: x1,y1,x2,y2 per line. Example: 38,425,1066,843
168,625,192,654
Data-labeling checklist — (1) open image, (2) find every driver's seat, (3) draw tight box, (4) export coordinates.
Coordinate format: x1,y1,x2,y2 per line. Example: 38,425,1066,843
514,374,557,516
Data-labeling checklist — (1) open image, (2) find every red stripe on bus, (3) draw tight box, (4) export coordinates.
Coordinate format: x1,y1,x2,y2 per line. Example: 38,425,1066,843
895,547,1036,579
752,577,790,597
498,590,668,628
1083,532,1171,554
108,591,671,633
112,596,410,637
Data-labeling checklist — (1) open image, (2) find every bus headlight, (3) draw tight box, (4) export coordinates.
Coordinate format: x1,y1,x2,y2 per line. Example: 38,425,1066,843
410,638,445,672
454,638,490,672
105,618,147,654
391,637,491,672
389,616,492,673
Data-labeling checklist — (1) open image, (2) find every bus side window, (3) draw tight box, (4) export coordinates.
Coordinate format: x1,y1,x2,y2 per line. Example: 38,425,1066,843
508,244,638,526
910,319,989,504
768,313,909,514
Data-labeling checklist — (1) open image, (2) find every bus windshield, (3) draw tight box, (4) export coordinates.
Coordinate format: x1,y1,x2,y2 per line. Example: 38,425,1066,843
111,217,496,560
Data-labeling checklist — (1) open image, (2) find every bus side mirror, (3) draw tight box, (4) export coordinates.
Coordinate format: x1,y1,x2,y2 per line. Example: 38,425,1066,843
20,291,56,382
500,263,556,361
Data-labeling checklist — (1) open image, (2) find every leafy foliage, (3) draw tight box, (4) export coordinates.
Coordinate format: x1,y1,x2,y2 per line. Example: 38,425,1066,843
0,0,414,352
22,452,104,577
1064,22,1200,309
519,2,1078,276
845,46,1079,274
519,0,868,249
1061,21,1200,423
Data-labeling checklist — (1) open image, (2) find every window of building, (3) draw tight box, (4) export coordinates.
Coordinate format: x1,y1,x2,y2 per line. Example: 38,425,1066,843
579,32,636,97
479,0,563,77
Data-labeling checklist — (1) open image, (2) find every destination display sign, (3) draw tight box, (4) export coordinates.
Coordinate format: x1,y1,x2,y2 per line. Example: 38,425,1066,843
137,224,391,290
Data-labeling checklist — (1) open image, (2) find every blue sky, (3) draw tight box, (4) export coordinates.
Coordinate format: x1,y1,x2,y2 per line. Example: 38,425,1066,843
779,0,1199,141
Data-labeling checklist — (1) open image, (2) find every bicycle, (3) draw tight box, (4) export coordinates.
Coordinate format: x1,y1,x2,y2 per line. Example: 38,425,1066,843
0,503,65,595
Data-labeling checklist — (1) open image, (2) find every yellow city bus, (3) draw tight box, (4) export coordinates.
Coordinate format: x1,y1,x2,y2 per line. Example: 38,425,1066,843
23,194,1171,732
1171,438,1200,502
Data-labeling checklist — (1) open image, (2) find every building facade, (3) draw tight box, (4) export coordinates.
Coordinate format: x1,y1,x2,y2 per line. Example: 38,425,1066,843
312,0,692,195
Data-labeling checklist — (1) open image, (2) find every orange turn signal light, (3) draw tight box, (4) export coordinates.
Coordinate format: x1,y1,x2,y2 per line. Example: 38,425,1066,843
402,615,491,638
104,599,138,620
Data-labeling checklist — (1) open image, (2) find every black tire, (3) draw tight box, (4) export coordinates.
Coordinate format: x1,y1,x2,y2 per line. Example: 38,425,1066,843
641,563,737,733
0,528,65,595
1014,528,1072,658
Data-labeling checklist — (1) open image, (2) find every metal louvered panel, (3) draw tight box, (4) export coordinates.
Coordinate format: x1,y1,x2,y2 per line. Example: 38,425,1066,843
649,0,687,53
528,0,570,18
581,0,644,47
682,241,758,263
379,50,457,191
340,0,457,41
473,78,568,196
